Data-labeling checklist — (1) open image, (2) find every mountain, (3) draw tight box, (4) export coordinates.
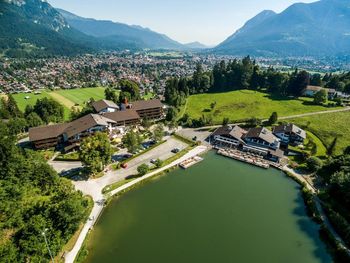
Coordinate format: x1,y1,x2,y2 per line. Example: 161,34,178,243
184,41,208,49
214,0,350,57
0,0,95,57
57,9,184,50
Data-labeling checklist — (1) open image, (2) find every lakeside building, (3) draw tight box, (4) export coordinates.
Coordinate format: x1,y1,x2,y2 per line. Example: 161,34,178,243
29,99,164,151
272,123,306,145
210,124,304,162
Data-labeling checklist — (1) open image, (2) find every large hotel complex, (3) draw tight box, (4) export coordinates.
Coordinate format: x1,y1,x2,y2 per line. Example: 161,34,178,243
29,99,165,151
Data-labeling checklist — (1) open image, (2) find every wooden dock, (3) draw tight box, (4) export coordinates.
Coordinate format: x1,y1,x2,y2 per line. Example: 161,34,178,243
179,156,204,169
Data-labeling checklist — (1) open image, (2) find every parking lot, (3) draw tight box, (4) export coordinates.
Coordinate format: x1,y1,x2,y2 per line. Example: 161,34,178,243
120,137,188,172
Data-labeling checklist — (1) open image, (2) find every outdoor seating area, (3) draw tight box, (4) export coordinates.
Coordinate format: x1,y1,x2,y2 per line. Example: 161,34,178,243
217,148,270,169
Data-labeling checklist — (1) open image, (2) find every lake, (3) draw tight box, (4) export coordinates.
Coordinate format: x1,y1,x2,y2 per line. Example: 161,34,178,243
85,151,332,263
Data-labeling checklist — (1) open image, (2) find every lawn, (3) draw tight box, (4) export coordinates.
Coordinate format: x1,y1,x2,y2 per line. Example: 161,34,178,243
13,91,71,121
53,87,106,106
12,87,107,121
181,90,341,124
289,111,350,156
12,91,52,112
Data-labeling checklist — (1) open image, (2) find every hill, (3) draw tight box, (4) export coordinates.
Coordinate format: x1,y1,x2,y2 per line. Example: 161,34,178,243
0,0,95,57
57,9,185,50
214,0,350,57
184,42,208,49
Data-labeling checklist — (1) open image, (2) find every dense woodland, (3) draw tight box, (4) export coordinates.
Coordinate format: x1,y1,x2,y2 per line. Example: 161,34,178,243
0,122,91,261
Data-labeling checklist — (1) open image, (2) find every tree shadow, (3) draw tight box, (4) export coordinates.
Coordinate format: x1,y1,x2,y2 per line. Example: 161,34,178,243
291,187,333,263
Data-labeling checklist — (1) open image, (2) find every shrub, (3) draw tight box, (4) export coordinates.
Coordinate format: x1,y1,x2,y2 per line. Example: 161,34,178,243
306,156,323,172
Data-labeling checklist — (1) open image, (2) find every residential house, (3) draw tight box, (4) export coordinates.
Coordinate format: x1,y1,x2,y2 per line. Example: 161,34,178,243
272,124,306,145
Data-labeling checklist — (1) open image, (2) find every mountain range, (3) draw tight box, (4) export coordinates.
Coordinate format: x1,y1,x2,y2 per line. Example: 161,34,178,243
1,0,350,58
57,9,185,50
214,0,350,57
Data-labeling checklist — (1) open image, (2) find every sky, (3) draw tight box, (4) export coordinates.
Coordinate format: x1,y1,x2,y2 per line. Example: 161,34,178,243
49,0,317,46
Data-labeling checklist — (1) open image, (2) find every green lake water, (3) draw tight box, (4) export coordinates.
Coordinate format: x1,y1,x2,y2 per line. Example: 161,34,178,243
85,151,332,263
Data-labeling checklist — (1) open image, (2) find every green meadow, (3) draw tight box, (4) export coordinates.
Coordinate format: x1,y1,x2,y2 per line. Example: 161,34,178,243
289,111,350,156
181,90,340,124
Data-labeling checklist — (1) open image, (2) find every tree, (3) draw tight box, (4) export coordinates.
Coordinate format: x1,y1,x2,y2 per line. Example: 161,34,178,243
105,87,118,103
222,117,229,126
0,126,90,262
141,118,152,130
33,98,64,123
314,89,328,105
268,112,278,125
154,159,163,168
6,95,22,118
137,164,149,176
247,117,261,127
152,124,164,142
119,79,140,101
306,157,323,172
79,132,112,175
26,112,43,128
7,118,27,135
166,107,178,122
122,130,142,153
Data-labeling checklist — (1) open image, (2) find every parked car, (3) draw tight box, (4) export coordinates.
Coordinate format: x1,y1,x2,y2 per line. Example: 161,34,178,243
192,136,197,141
150,159,157,164
121,163,128,169
171,148,180,153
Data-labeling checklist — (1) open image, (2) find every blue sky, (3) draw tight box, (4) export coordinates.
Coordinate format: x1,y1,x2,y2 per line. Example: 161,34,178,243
49,0,316,46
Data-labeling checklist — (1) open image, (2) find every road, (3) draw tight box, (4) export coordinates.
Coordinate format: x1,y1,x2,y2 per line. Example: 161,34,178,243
64,145,208,263
49,161,82,174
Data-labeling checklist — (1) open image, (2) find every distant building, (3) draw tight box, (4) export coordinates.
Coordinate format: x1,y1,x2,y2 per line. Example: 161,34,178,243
272,124,306,145
303,85,336,99
303,86,323,97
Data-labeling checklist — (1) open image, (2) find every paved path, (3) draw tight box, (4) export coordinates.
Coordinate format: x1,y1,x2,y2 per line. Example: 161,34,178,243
198,107,350,130
64,145,208,263
278,107,350,120
283,166,350,256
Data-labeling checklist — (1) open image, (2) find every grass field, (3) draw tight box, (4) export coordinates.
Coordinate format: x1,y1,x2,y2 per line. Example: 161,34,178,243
181,90,341,124
53,87,106,106
12,87,106,121
289,111,350,156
